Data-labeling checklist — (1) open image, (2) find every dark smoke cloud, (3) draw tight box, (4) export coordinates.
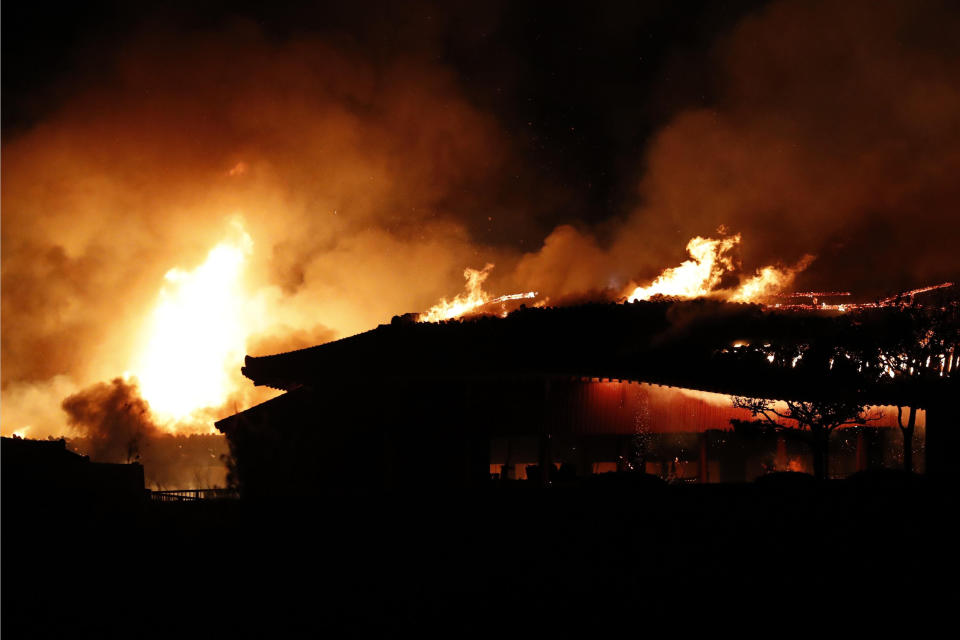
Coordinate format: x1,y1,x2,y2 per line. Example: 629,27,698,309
62,377,158,464
61,378,229,488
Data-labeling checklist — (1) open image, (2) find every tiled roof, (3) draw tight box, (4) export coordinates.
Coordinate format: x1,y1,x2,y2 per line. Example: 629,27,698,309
239,300,955,406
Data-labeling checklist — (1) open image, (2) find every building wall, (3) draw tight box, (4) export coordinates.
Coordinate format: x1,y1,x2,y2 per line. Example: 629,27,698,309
218,378,920,496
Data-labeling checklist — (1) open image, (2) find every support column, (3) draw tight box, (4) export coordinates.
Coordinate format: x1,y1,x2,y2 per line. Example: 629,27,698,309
775,435,787,471
856,429,867,473
465,433,491,488
925,394,960,478
698,433,709,484
539,378,552,486
539,433,553,486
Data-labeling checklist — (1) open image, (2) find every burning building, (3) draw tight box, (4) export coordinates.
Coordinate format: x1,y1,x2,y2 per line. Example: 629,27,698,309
216,301,957,497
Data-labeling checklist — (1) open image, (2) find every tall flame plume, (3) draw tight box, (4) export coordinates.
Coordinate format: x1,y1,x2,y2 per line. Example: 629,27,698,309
131,223,265,424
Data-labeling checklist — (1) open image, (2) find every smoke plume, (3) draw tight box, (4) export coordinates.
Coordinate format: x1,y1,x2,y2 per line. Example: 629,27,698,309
3,0,960,443
514,0,960,299
2,23,521,435
61,377,158,463
61,378,229,488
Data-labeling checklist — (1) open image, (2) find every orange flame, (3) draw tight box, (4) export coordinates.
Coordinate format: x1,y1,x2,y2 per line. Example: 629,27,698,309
729,255,814,303
625,233,812,303
418,264,536,322
626,235,740,301
130,222,266,423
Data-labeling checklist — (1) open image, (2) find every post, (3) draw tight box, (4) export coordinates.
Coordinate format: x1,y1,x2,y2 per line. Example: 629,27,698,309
925,394,960,478
856,429,866,473
698,433,709,484
539,433,552,486
775,435,787,471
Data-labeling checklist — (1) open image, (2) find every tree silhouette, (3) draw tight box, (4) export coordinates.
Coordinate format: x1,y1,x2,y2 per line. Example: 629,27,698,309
732,396,877,480
852,301,960,472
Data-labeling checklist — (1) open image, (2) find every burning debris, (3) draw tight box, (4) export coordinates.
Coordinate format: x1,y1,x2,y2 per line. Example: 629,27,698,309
767,283,955,312
879,282,956,306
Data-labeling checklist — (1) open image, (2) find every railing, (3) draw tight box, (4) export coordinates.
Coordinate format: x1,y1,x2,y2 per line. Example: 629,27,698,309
149,488,239,503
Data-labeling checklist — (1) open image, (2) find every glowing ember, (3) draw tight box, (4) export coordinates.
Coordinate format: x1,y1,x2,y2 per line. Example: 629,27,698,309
418,264,536,322
625,233,812,303
785,459,807,473
132,225,259,421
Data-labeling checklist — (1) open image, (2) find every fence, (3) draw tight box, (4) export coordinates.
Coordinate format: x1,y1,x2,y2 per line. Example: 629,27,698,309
149,488,239,503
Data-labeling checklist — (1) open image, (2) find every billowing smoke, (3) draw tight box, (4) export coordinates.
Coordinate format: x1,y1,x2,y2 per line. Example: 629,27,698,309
61,378,228,488
62,377,158,464
4,0,960,447
514,0,960,300
2,24,523,436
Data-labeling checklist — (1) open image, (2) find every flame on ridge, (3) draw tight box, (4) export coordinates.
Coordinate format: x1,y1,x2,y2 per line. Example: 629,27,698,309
625,233,813,303
418,264,537,322
627,235,740,301
127,226,808,423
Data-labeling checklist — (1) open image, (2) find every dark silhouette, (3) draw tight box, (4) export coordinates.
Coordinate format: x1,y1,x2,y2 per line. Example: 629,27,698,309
1,436,145,510
6,299,960,636
732,397,877,480
213,298,959,495
854,302,960,471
